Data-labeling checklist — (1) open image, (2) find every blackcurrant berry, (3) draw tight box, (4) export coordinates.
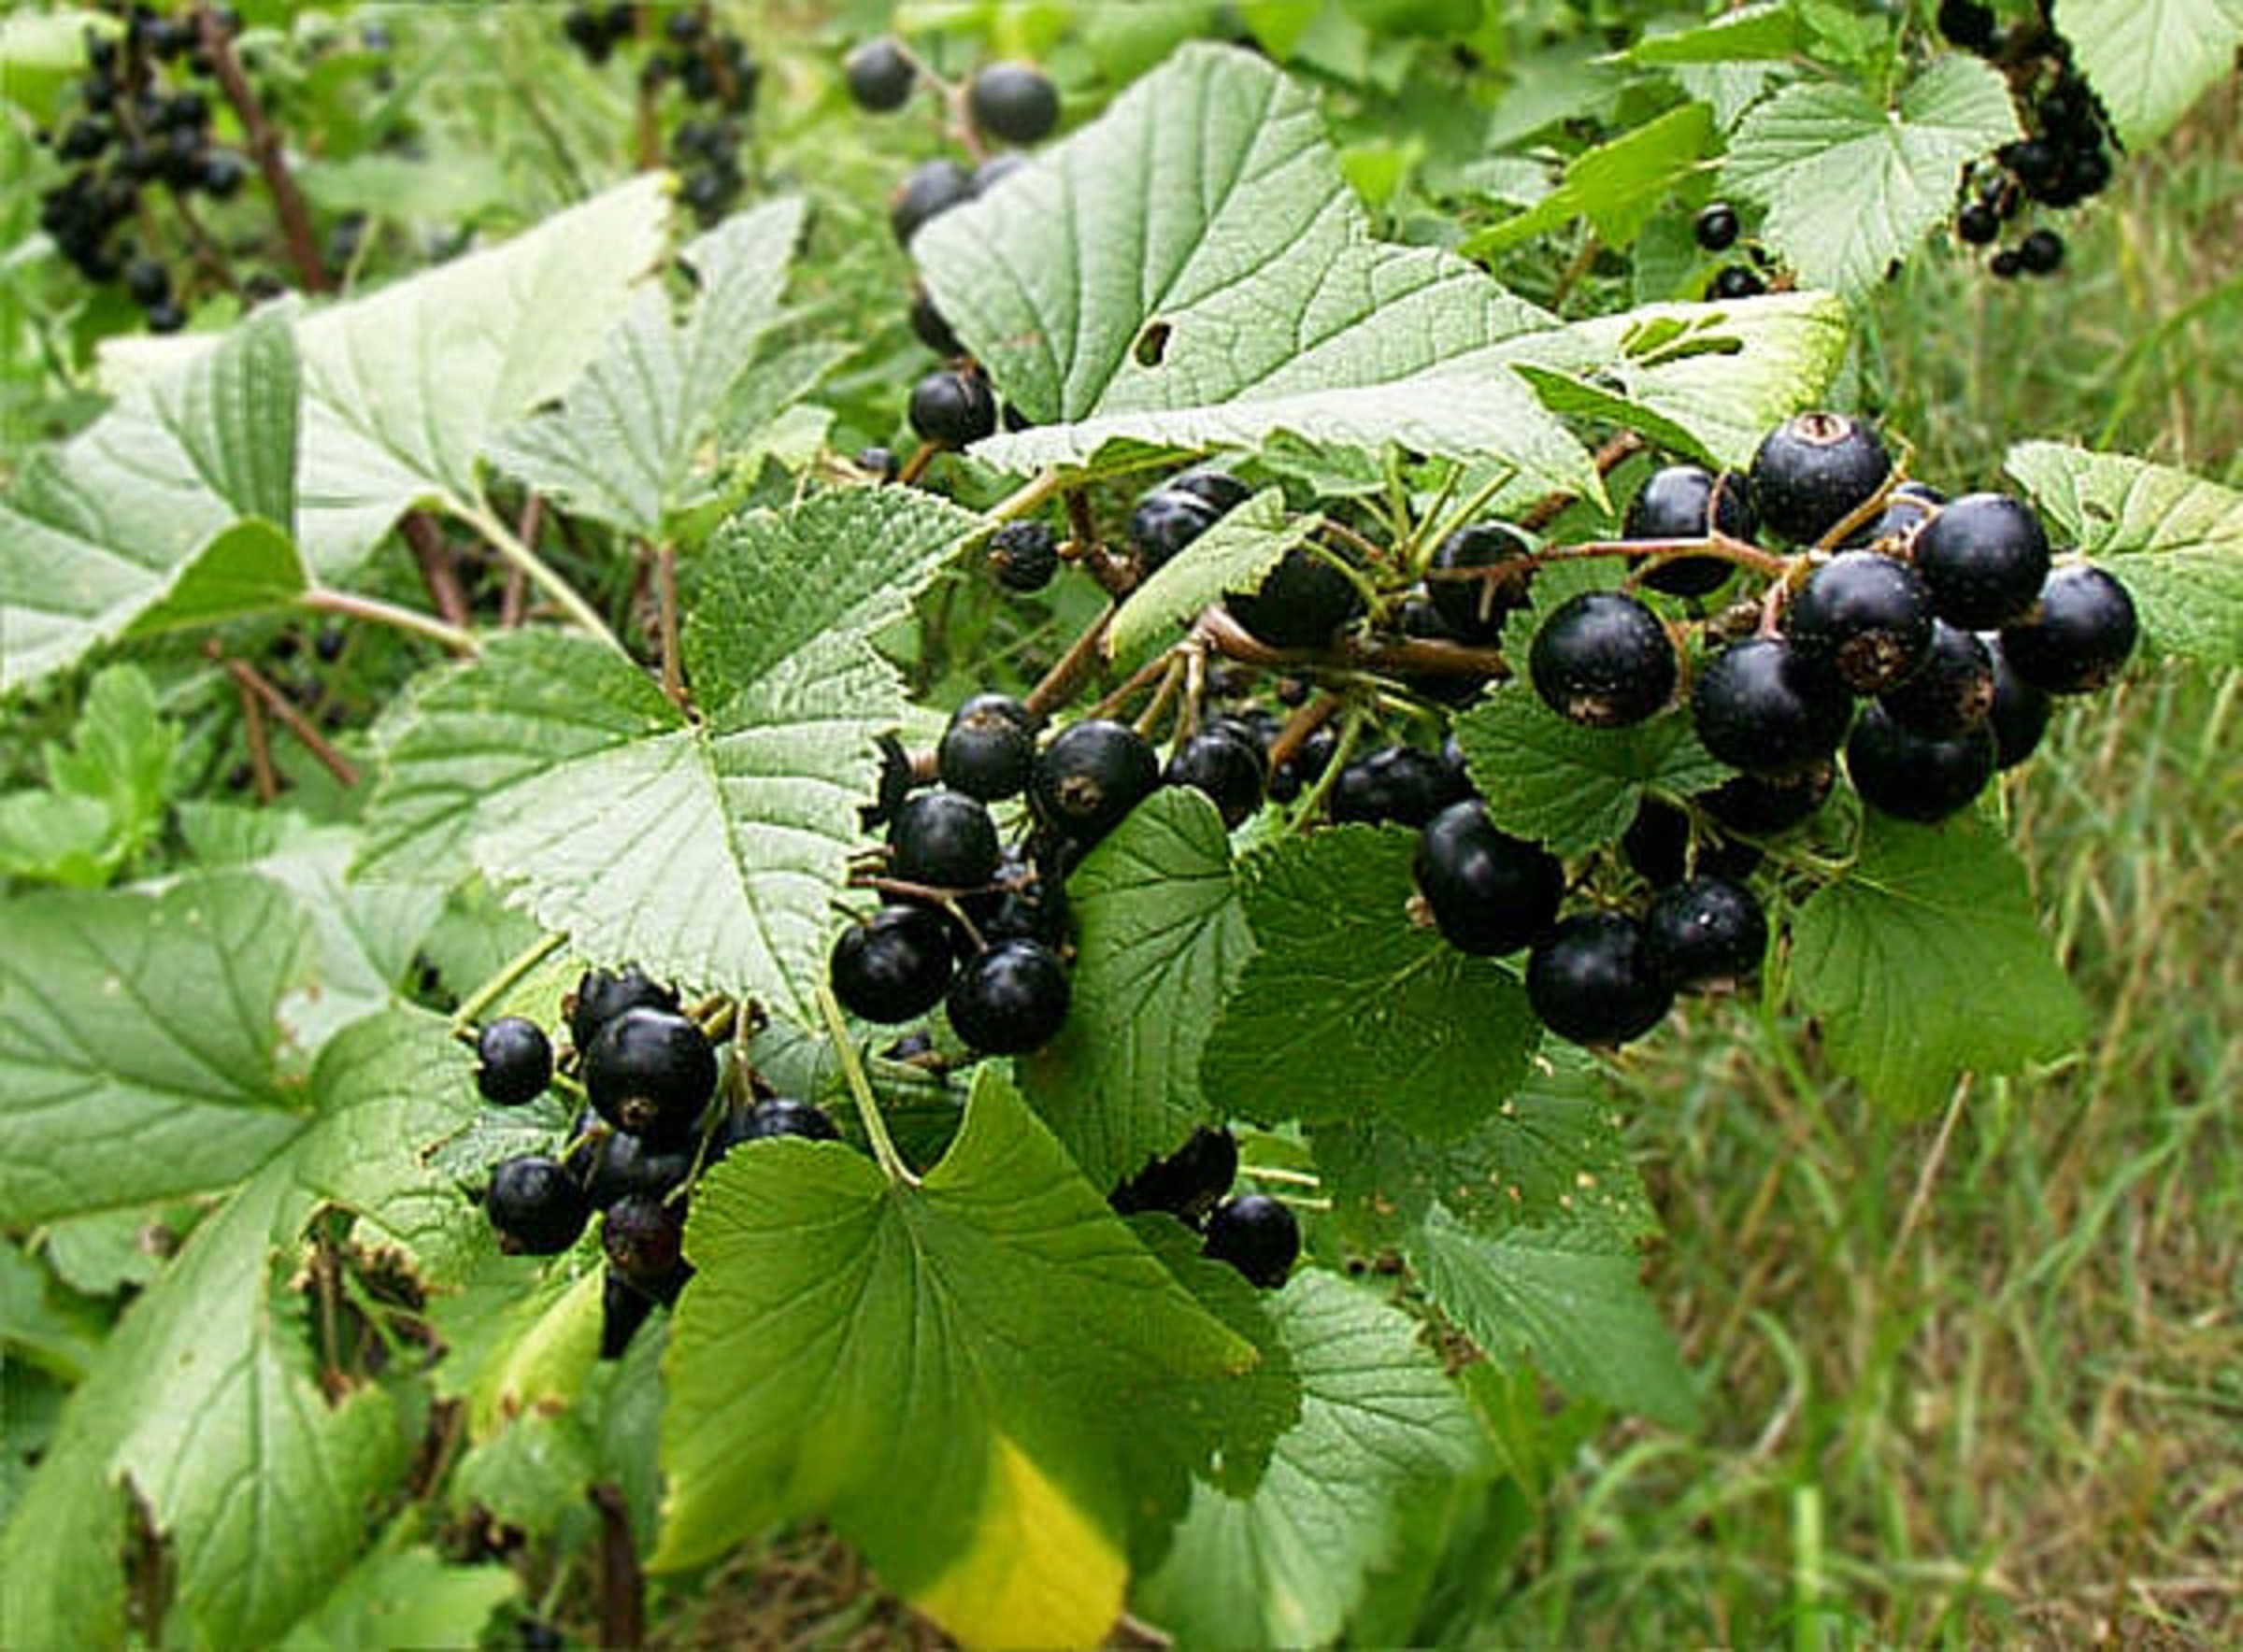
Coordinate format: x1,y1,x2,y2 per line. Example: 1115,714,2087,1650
938,694,1036,803
584,1008,717,1142
1912,492,2051,629
487,1156,593,1256
987,520,1059,591
946,938,1071,1055
145,301,186,335
1841,481,1943,553
967,62,1061,145
1168,468,1253,515
1989,248,2024,279
476,1017,553,1107
857,445,902,483
1624,465,1754,598
886,787,1006,894
1938,0,1998,50
602,1192,688,1290
1749,413,1893,546
1879,620,1994,738
1999,565,2136,693
830,904,958,1023
1692,637,1854,777
1622,796,1763,886
123,256,169,306
1709,264,1766,301
1165,726,1267,829
909,283,961,357
581,1129,694,1209
1694,202,1740,252
1030,719,1161,842
568,966,680,1054
974,152,1030,193
1698,762,1835,836
889,157,975,247
1846,705,1996,822
600,1267,657,1360
1127,488,1218,572
1956,200,2000,245
1985,635,2053,767
1643,876,1767,990
1413,799,1564,956
2019,228,2065,275
721,1096,840,1146
1110,1127,1238,1227
1783,551,1936,694
1528,591,1678,728
907,367,997,448
1328,745,1468,828
1224,548,1364,649
1525,912,1673,1047
1426,521,1535,640
1202,1193,1299,1289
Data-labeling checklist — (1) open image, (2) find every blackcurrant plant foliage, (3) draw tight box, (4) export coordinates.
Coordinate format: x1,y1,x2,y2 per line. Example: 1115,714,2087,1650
0,10,2238,1652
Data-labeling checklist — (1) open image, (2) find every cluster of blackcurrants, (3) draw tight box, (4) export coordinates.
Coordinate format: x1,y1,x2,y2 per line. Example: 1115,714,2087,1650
1691,201,1779,302
561,4,759,224
33,6,249,332
470,966,840,1358
1111,1127,1303,1290
842,36,1064,454
1940,0,2116,278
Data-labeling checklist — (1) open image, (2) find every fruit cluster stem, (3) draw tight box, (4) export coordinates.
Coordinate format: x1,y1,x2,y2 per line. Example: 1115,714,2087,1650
191,3,331,293
814,981,920,1188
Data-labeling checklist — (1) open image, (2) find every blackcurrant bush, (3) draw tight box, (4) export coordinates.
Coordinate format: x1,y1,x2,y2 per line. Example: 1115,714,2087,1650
1426,521,1535,640
907,367,997,448
582,1129,694,1209
1879,620,1993,738
1031,719,1161,842
987,520,1059,591
1783,551,1936,693
602,1192,688,1290
1698,762,1835,835
1127,488,1218,572
890,157,975,247
967,62,1061,146
1413,799,1564,956
1912,492,2050,629
1750,412,1893,546
1997,565,2137,693
1110,1127,1238,1226
1224,548,1364,649
1624,465,1754,598
584,1008,718,1142
475,1017,552,1107
1165,726,1267,829
1846,704,1997,822
1692,636,1854,777
1202,1193,1299,1289
568,966,680,1054
830,904,957,1023
938,695,1036,803
946,938,1071,1055
1985,636,2052,767
722,1096,840,1146
1328,745,1468,828
1525,913,1673,1047
600,1267,656,1360
1643,876,1767,990
487,1157,593,1256
1694,202,1741,252
1528,591,1678,728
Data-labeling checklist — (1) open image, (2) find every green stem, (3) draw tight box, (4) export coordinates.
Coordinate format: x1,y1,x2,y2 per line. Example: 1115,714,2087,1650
974,467,1066,536
459,498,625,655
300,586,478,655
815,980,919,1188
450,932,569,1035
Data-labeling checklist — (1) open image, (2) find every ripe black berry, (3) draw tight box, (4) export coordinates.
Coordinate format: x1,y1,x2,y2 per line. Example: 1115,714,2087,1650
946,939,1071,1055
600,1267,657,1360
602,1193,688,1290
966,62,1060,146
1842,481,1943,552
1224,548,1364,649
1165,726,1266,829
1956,200,2000,245
1847,705,1997,822
475,1017,553,1107
1938,0,1998,50
1525,913,1673,1047
889,790,1002,890
1624,465,1754,598
569,966,680,1054
988,520,1059,591
1694,202,1740,252
1985,636,2052,767
487,1157,593,1256
582,1129,694,1209
1622,796,1762,886
1643,876,1767,990
1528,591,1678,728
890,158,975,247
938,694,1036,803
1202,1193,1299,1289
1912,492,2050,629
830,904,958,1022
1168,468,1253,515
908,367,997,448
1412,800,1564,956
1698,762,1835,836
1879,620,1993,738
1111,1127,1238,1226
585,1009,718,1142
1426,521,1535,640
2019,227,2064,275
1783,551,1936,693
1709,264,1766,301
1998,565,2137,693
1989,248,2024,279
909,283,961,357
1692,637,1854,777
1127,488,1218,572
845,36,916,111
1031,719,1161,842
124,256,169,306
1750,413,1893,546
1328,745,1468,828
722,1096,840,1146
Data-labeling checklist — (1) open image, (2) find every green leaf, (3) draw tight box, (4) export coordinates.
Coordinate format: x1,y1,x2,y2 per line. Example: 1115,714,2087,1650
653,1070,1255,1647
1107,490,1322,662
1202,827,1541,1138
0,12,121,126
1631,3,1805,64
1409,1204,1701,1427
362,489,978,1010
1461,104,1717,256
487,197,808,539
0,666,181,888
1722,58,2022,296
2054,0,2243,147
916,44,1597,492
278,1541,517,1652
1021,789,1254,1188
2004,440,2243,667
1452,685,1728,856
1,1012,479,1652
1793,814,2088,1114
1134,1272,1489,1647
0,312,307,691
